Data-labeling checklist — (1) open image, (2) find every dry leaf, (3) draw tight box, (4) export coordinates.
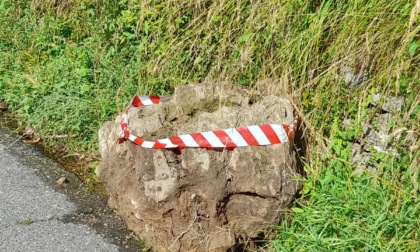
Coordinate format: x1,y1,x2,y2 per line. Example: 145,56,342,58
22,137,40,144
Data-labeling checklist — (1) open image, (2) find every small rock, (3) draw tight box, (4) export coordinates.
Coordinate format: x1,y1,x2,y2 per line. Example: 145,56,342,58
56,176,69,186
340,66,369,87
372,93,381,105
23,128,35,138
382,96,404,113
371,93,404,112
87,214,97,224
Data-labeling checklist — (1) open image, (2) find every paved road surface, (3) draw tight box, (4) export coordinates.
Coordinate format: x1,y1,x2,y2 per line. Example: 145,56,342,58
0,127,141,252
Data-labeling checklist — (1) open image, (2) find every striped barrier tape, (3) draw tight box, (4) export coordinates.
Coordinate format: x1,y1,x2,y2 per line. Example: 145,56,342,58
118,95,297,150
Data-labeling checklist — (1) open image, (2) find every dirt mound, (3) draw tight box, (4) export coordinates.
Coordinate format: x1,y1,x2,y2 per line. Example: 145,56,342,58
97,83,301,251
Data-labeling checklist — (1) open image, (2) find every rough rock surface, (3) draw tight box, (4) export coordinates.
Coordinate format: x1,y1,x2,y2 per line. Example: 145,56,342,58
96,83,300,251
351,93,418,171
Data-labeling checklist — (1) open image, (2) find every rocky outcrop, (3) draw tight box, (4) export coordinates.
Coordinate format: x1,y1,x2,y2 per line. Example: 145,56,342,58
350,93,415,171
96,83,301,251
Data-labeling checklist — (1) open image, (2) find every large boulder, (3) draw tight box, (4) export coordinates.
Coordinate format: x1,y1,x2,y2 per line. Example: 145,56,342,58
97,83,301,251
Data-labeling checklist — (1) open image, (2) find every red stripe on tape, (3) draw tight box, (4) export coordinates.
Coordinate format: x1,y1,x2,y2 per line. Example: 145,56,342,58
282,124,292,141
212,130,237,148
149,95,161,104
190,133,211,148
133,137,144,146
259,124,281,144
153,141,166,149
124,131,130,138
168,136,187,149
132,96,143,107
236,126,259,146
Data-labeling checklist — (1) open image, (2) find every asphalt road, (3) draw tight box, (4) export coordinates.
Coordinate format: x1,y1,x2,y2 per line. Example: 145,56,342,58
0,127,141,252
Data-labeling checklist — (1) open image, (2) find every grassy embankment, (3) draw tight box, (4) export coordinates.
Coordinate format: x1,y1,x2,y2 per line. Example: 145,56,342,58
1,0,419,250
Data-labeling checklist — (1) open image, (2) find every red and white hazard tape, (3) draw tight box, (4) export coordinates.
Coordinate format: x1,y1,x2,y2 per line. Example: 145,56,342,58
118,95,297,150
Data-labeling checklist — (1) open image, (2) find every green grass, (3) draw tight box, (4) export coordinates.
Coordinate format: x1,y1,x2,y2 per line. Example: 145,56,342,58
19,218,33,225
272,118,420,251
0,0,419,251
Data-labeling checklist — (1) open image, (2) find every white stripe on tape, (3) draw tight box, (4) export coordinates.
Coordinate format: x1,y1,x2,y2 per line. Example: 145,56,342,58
178,134,200,147
223,128,248,147
157,138,178,148
201,131,225,148
247,125,271,145
140,96,155,106
271,124,289,143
